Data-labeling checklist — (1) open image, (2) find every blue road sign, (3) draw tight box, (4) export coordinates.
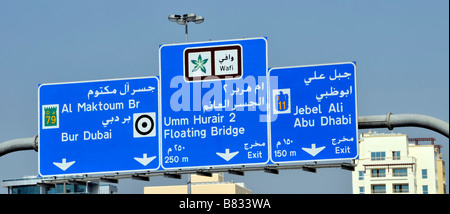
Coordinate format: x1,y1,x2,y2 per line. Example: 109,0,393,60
38,77,160,176
159,38,269,169
269,62,358,163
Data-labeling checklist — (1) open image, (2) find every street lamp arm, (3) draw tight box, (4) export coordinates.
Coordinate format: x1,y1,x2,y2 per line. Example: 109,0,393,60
0,135,38,157
358,113,449,138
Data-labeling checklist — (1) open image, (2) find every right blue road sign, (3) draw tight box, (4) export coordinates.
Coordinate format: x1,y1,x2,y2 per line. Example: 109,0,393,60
269,62,358,163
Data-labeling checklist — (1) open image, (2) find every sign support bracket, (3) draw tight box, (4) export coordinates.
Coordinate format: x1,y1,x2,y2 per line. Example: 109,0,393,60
164,172,182,179
264,166,279,174
302,166,317,173
228,169,245,176
196,170,212,177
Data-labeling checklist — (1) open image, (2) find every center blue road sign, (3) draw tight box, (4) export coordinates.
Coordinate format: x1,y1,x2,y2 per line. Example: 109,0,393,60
38,76,160,176
269,62,358,163
159,37,269,170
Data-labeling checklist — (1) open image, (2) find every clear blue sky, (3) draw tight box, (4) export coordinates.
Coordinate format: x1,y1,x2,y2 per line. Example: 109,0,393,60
0,0,448,193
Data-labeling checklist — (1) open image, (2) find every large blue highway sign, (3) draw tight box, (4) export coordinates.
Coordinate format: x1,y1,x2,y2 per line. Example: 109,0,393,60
159,38,269,169
269,62,358,163
38,77,159,176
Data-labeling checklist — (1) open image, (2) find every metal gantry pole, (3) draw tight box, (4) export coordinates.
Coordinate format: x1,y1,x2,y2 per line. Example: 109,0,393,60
0,135,37,157
0,113,448,157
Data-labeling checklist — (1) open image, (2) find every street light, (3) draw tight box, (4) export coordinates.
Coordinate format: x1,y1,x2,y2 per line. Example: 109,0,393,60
168,13,204,43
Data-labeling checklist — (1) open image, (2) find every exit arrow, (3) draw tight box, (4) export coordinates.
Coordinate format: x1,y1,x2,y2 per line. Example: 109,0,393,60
302,144,326,157
134,153,156,166
53,158,75,171
216,149,239,161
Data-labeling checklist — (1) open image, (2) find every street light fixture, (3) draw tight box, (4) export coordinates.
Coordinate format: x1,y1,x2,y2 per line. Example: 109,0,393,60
168,13,204,43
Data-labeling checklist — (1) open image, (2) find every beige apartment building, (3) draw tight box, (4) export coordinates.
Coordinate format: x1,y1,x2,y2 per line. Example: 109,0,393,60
352,131,446,194
144,173,251,194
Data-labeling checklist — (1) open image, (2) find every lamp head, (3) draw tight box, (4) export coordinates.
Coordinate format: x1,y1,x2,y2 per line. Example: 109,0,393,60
185,13,196,22
194,16,204,24
168,14,180,22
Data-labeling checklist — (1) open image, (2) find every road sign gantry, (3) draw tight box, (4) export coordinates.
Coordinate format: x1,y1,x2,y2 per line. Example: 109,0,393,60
38,38,359,178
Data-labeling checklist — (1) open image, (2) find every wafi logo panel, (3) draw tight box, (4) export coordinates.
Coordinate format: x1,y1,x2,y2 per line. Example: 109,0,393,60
184,45,242,82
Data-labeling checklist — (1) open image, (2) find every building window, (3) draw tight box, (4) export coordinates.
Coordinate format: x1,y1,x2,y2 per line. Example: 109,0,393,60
358,171,365,180
422,185,428,194
11,186,41,194
359,187,365,194
371,184,386,194
392,151,401,160
422,169,427,179
371,152,385,161
371,169,386,177
393,184,409,193
47,184,87,194
393,168,408,177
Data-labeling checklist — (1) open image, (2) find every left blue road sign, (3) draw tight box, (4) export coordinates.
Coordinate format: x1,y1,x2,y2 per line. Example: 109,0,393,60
38,77,160,176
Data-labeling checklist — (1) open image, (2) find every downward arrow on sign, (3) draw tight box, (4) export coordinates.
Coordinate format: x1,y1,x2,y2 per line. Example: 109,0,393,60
302,144,326,157
216,149,239,161
53,158,75,171
134,153,156,166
